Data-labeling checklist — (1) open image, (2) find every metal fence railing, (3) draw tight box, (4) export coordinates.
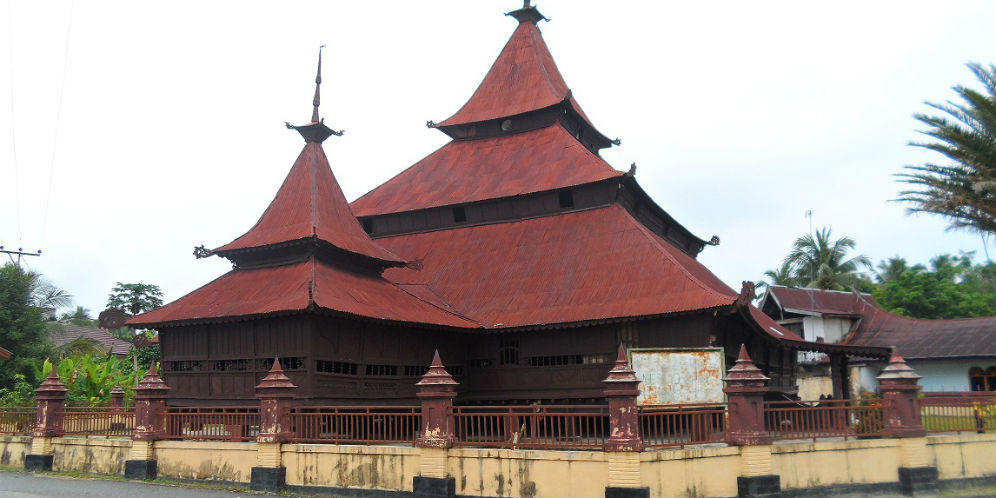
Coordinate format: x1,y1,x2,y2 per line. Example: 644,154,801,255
453,405,609,450
0,407,35,435
921,397,995,434
62,407,135,437
764,399,884,441
290,406,420,445
165,407,260,442
640,404,727,448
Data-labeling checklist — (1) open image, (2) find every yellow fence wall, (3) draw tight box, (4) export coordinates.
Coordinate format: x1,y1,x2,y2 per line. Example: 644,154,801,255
0,435,30,467
154,440,256,482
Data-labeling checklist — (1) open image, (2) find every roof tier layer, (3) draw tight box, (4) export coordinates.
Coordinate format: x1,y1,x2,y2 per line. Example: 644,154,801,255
215,142,403,264
351,123,622,217
378,204,737,328
127,258,477,329
438,20,591,128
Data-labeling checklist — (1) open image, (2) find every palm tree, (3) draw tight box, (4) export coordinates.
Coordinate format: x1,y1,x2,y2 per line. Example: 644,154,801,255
760,260,800,290
897,62,996,236
785,227,871,290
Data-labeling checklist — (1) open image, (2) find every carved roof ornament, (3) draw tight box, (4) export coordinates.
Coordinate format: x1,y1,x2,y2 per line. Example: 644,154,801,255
734,281,756,308
286,46,343,143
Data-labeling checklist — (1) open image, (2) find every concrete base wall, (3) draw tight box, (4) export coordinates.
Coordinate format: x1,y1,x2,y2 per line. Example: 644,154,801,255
0,435,30,467
14,433,995,498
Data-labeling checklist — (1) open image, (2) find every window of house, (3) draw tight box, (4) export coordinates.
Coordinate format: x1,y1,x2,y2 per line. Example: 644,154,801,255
453,206,467,223
499,337,519,365
214,359,248,371
316,360,358,375
365,364,398,376
404,365,430,377
970,366,996,391
361,218,374,234
558,190,574,208
468,359,492,369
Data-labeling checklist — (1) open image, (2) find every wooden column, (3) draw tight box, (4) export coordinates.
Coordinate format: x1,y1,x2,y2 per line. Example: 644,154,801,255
125,365,170,480
724,345,779,498
25,369,67,471
877,353,936,496
414,350,458,498
251,357,298,492
602,344,648,498
830,353,845,400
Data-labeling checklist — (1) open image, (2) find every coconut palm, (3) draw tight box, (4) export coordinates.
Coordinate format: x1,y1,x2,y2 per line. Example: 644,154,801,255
784,227,871,290
897,62,996,236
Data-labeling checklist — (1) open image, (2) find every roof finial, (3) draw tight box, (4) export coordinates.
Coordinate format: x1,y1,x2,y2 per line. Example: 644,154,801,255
311,45,325,124
506,0,547,24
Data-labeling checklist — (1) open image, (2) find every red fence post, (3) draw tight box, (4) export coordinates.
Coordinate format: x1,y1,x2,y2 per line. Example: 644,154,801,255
110,384,125,415
25,369,67,471
724,345,779,498
125,364,170,480
251,357,298,492
414,350,458,498
877,353,937,496
602,344,648,498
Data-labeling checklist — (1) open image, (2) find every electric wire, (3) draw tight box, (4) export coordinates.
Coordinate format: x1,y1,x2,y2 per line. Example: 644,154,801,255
40,0,74,248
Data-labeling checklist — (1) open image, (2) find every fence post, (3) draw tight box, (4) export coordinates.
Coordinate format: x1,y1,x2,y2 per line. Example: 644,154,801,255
25,369,67,471
250,357,297,492
876,353,936,496
724,345,779,498
110,384,125,414
602,344,648,498
414,350,458,498
125,364,170,480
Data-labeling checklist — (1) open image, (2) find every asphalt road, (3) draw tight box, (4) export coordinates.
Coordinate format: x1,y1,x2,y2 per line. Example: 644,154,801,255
0,471,262,498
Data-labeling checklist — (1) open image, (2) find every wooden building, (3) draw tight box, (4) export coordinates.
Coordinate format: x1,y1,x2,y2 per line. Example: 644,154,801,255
129,3,888,406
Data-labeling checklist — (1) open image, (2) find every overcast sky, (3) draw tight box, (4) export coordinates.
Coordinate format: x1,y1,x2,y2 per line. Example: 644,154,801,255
1,0,994,318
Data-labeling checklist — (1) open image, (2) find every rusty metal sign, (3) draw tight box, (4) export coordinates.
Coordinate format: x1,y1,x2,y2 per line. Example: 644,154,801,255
629,347,726,406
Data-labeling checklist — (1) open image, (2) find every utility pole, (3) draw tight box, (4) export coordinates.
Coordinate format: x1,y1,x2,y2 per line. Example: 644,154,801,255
0,245,41,266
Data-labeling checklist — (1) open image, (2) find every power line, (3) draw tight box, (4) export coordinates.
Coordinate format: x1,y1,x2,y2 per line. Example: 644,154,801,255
7,0,22,245
40,0,74,248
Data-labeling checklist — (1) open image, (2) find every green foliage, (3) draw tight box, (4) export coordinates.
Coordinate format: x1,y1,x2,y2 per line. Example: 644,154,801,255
897,62,996,236
106,282,164,316
33,355,137,406
0,263,54,390
0,373,36,406
762,227,871,290
59,306,96,327
873,252,996,319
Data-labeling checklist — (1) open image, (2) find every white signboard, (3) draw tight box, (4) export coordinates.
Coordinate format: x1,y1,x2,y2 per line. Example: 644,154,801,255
630,347,725,405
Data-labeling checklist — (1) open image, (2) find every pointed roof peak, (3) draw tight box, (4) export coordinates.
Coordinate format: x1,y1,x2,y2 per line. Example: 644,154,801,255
286,46,344,144
506,0,547,24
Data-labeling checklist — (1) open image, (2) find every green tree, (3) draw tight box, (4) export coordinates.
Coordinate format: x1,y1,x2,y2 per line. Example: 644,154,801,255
0,263,54,389
784,227,871,290
897,62,996,236
59,306,96,327
106,282,164,316
872,252,995,318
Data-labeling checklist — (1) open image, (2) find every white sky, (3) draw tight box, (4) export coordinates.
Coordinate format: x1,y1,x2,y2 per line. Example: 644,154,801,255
1,0,994,316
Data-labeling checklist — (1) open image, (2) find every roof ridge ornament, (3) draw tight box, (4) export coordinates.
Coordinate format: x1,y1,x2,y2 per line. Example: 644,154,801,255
285,45,344,143
506,0,548,24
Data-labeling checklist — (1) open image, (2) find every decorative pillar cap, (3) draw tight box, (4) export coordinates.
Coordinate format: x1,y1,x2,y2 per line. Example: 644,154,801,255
876,352,921,380
256,357,298,398
416,350,458,398
603,344,641,396
110,383,125,396
134,364,171,399
35,367,68,397
724,345,769,392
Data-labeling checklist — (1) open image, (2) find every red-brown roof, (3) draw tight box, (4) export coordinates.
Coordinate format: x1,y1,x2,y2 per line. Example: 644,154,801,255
351,124,622,216
765,286,995,359
128,258,477,329
50,326,131,355
378,204,737,328
765,286,871,316
437,20,591,128
843,295,996,359
0,346,10,360
215,142,403,264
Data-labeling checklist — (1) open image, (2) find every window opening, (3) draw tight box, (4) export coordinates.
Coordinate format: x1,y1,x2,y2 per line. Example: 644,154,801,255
499,337,519,366
558,190,575,208
453,206,467,223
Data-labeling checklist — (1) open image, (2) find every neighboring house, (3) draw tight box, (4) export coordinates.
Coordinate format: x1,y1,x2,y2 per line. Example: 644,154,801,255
760,286,996,396
49,325,131,357
0,346,10,360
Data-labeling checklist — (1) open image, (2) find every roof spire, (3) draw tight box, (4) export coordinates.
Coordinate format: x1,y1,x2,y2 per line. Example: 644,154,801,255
506,0,547,24
311,45,324,124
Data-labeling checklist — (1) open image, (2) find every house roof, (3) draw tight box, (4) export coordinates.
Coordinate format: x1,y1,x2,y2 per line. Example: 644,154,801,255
436,15,592,129
378,204,738,328
0,346,10,360
128,257,478,329
50,326,131,356
763,286,995,359
763,286,871,317
214,142,404,265
351,123,623,217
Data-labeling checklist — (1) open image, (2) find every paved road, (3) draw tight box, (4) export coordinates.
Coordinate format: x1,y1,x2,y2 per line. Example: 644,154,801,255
0,471,263,498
